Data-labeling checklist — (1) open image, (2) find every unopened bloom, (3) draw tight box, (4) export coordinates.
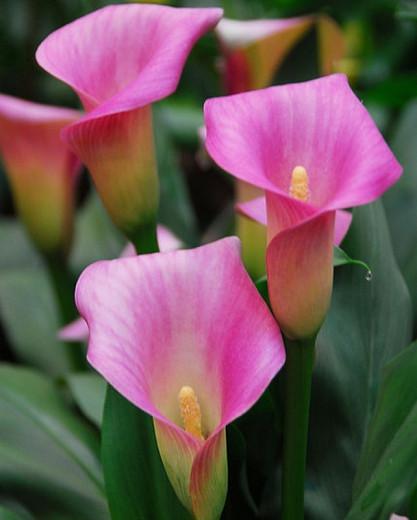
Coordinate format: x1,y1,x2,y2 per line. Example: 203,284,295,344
216,17,313,95
75,237,285,518
36,4,222,243
204,74,402,339
0,94,80,256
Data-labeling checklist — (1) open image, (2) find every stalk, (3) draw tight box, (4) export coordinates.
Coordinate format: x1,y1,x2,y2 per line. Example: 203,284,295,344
281,335,316,520
130,220,159,254
44,253,85,370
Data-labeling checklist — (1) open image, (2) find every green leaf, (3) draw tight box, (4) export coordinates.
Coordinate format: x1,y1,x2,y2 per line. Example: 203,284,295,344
397,1,417,20
0,268,71,375
0,364,108,519
101,386,190,520
158,100,203,148
347,341,417,519
333,246,371,275
0,218,40,270
0,505,33,520
70,192,125,273
67,373,106,427
384,100,417,328
306,201,412,519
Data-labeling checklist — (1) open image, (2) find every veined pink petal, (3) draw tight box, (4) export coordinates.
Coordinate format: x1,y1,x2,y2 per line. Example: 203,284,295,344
204,74,402,211
36,5,223,116
0,93,81,255
267,211,335,339
238,196,352,246
390,515,408,519
76,237,285,516
36,5,223,239
216,17,312,94
58,225,183,342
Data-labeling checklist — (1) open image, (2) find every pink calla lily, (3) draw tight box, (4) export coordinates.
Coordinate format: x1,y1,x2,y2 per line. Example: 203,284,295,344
0,93,80,255
59,224,183,342
204,74,402,339
75,237,285,518
36,4,223,242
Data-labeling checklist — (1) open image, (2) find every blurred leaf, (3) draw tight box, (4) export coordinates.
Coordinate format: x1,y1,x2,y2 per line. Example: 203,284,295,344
306,201,412,519
67,372,106,427
0,268,71,376
384,100,417,328
360,74,417,108
158,100,203,147
0,218,40,270
154,107,199,245
397,1,417,20
0,505,33,520
222,425,258,519
101,386,190,520
70,192,124,273
0,364,108,519
347,341,417,519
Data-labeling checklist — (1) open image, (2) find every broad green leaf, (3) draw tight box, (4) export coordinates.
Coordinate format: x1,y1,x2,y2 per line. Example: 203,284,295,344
0,268,71,375
348,341,417,519
0,505,33,520
306,201,412,519
102,386,190,520
0,364,108,520
67,372,106,427
383,100,417,327
0,218,40,270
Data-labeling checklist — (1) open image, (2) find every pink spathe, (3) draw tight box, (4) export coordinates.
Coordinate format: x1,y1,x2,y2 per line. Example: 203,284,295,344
0,93,80,255
204,74,402,338
36,4,223,239
237,196,352,247
75,237,285,518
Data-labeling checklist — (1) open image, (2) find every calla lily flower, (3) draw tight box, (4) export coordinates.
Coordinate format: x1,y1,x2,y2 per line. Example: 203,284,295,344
215,16,313,94
75,237,285,519
36,4,223,243
204,74,402,339
214,15,347,279
59,225,182,342
0,93,80,256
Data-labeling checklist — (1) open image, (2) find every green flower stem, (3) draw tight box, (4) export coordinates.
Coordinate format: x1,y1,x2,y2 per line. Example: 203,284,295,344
281,335,316,520
130,220,159,254
44,253,85,371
